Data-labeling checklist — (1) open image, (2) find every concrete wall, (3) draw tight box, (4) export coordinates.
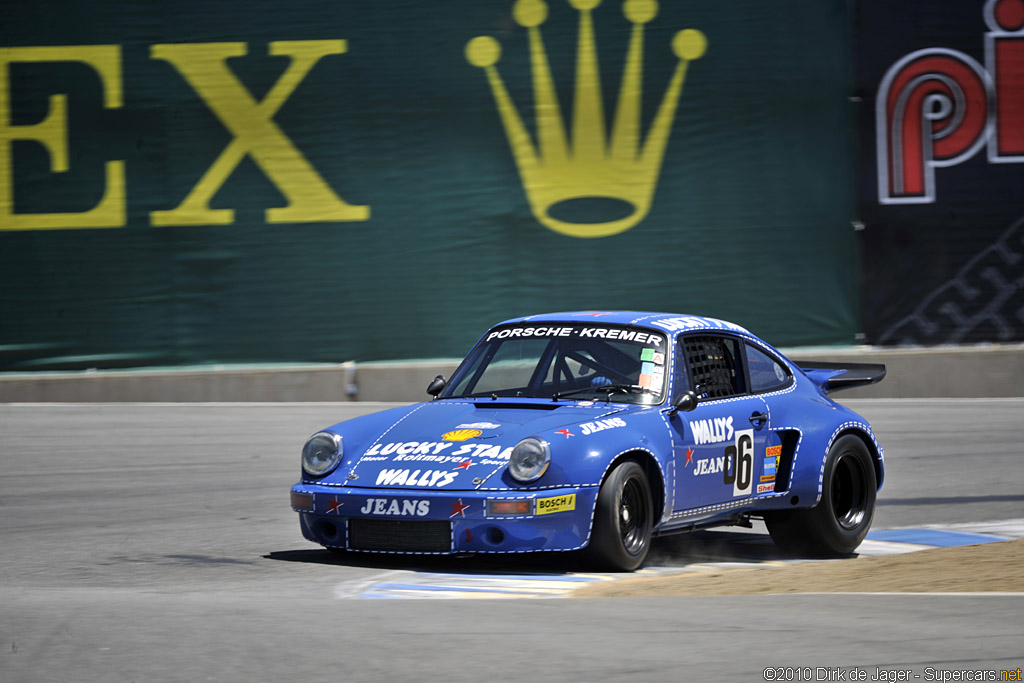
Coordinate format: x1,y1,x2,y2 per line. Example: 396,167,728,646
0,344,1021,402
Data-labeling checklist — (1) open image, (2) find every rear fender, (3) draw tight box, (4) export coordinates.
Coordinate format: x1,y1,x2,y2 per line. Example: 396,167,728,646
826,425,885,491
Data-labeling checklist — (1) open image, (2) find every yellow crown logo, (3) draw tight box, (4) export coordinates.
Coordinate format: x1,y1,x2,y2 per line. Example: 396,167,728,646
466,0,706,238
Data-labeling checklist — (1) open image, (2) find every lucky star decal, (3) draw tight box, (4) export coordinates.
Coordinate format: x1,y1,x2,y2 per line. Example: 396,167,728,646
454,459,475,470
327,497,343,514
450,499,470,518
684,447,694,467
556,428,573,438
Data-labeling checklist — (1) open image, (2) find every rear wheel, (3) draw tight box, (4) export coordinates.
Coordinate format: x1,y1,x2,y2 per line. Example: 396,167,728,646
765,435,877,556
584,460,653,571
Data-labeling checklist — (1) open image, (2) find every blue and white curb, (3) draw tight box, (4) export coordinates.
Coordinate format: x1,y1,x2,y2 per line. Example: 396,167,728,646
857,518,1023,555
331,519,1024,600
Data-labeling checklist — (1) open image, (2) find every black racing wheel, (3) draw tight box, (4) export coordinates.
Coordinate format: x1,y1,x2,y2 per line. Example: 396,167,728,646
584,460,654,571
765,434,877,556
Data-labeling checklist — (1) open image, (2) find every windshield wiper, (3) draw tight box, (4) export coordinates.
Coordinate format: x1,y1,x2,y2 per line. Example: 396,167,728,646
551,386,603,400
553,384,658,401
597,384,658,397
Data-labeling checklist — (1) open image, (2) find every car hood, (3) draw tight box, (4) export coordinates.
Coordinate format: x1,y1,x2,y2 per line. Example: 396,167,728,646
336,399,631,490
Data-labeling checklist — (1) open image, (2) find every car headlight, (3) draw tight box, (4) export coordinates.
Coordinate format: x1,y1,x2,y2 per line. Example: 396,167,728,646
302,431,343,477
508,437,551,483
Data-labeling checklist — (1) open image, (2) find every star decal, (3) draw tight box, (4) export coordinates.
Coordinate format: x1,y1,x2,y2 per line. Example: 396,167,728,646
327,496,343,514
450,499,470,518
454,459,475,470
684,447,694,467
556,428,573,438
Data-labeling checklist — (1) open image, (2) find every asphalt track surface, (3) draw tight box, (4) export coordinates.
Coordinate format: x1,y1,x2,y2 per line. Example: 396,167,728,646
2,399,1022,682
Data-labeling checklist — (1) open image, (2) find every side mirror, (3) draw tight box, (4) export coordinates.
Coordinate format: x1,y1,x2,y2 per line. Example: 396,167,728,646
426,375,447,397
669,390,698,415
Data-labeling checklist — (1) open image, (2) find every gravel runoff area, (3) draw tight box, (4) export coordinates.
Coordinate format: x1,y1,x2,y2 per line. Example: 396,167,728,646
574,539,1024,598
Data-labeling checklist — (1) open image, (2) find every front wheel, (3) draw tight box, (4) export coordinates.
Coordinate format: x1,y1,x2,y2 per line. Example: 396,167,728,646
765,435,877,556
583,460,653,571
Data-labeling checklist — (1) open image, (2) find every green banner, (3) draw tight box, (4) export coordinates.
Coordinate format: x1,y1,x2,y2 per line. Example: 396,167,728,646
0,0,858,370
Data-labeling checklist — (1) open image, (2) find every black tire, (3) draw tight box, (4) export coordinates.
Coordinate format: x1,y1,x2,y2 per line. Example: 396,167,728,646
584,460,654,571
765,435,877,556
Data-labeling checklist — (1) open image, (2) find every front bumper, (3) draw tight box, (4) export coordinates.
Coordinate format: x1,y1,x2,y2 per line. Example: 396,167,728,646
290,483,598,554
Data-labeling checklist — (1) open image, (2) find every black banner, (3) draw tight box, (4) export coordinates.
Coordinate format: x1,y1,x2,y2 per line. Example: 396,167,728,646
856,0,1024,345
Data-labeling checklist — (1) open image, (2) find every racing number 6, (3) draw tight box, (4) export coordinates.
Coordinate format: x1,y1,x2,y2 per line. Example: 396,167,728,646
723,430,753,496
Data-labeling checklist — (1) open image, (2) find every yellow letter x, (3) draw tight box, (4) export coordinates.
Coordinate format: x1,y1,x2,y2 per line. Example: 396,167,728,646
150,40,369,226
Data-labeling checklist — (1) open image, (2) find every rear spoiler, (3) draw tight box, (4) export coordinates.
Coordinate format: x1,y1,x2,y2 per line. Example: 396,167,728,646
791,360,886,393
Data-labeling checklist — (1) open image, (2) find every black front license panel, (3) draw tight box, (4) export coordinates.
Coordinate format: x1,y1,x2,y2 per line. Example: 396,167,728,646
347,519,452,553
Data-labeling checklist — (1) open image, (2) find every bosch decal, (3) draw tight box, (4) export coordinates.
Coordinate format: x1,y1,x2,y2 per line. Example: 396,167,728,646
536,494,576,516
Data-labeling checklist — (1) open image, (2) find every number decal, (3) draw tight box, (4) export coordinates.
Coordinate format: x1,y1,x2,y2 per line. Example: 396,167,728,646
734,430,753,496
722,429,754,497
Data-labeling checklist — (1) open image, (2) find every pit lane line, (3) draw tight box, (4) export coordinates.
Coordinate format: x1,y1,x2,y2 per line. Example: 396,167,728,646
331,520,1023,600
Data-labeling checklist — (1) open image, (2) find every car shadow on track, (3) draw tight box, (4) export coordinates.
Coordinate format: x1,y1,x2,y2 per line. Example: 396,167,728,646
647,529,802,565
264,528,805,575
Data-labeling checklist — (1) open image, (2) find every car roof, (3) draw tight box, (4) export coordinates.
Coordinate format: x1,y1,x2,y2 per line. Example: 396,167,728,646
495,311,754,338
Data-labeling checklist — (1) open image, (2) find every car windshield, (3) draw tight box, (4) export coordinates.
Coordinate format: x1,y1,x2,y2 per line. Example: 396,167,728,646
441,324,669,405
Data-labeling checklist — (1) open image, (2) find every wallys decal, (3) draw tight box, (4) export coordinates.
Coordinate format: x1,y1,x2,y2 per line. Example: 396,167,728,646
690,416,734,446
375,469,460,487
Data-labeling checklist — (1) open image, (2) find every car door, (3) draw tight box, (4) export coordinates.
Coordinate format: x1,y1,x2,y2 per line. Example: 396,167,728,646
668,334,771,514
742,340,794,495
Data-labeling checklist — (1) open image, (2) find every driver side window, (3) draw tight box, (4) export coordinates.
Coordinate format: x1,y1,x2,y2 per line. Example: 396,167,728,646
682,335,743,399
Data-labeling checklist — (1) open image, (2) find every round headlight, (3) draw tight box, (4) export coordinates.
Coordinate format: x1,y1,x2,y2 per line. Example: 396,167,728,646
508,437,551,483
302,431,343,477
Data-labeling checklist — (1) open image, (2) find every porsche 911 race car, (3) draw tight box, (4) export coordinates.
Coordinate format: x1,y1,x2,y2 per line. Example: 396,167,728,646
290,312,885,571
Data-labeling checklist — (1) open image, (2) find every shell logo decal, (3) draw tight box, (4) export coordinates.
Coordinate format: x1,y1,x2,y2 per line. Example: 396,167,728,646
442,429,483,442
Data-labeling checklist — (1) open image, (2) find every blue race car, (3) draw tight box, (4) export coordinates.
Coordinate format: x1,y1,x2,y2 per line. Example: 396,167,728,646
290,312,885,571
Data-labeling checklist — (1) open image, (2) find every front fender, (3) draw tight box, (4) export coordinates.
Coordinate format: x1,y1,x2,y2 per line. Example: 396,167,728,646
490,409,675,520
